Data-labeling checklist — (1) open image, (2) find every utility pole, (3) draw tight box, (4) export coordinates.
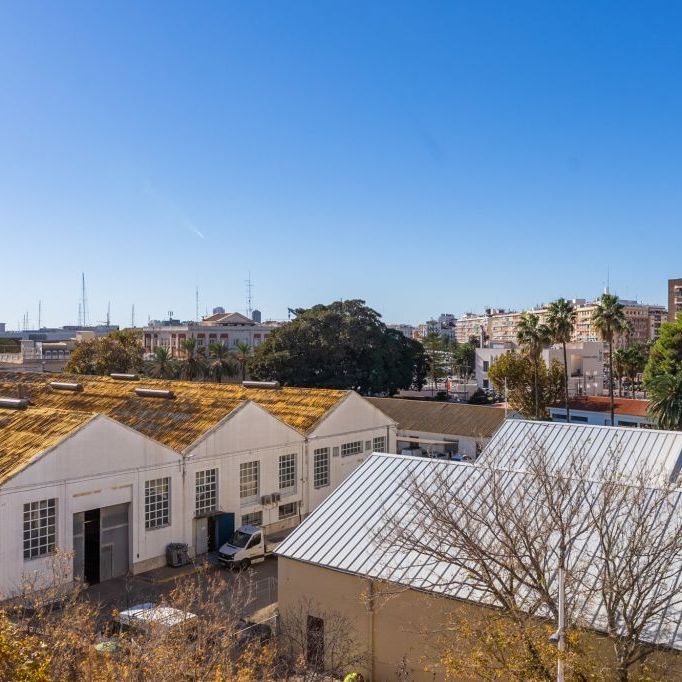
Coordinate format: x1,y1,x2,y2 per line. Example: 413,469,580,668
106,301,111,327
131,304,135,328
37,300,41,329
195,286,199,322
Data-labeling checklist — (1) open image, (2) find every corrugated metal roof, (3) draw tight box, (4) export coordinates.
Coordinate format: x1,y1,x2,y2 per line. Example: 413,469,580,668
278,425,682,650
365,397,507,439
481,419,682,480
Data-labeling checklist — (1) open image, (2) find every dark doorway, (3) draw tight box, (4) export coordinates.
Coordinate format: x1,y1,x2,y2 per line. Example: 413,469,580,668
306,615,324,671
83,508,100,585
207,516,217,552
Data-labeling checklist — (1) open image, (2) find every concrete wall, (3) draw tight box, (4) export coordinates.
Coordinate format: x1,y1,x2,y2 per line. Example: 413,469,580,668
278,558,682,682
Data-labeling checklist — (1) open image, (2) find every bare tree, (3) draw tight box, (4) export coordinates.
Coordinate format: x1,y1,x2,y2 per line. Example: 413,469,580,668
376,443,682,681
276,596,366,681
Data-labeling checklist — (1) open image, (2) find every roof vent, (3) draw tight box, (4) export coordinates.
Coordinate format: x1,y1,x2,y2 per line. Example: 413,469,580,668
242,380,281,390
110,373,139,381
135,388,175,399
0,397,29,410
49,381,83,392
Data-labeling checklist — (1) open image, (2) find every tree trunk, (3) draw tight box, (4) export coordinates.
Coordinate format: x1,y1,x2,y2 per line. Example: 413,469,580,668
609,339,615,426
562,341,570,422
534,356,540,420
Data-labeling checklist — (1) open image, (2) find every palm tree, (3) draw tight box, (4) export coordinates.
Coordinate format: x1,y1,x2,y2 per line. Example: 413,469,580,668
516,313,552,419
208,341,237,383
591,293,628,425
232,341,252,382
178,338,206,381
546,298,576,422
624,343,647,399
145,346,176,379
612,347,628,397
647,373,682,430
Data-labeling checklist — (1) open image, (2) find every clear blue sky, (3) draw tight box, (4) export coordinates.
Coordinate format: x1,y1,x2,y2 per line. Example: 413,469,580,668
1,2,681,329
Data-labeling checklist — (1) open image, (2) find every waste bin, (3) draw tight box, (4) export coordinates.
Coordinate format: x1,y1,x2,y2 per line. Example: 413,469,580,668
166,543,190,568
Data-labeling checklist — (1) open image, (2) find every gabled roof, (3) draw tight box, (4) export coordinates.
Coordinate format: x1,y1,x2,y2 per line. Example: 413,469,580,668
482,419,682,481
0,373,348,476
277,449,682,651
365,397,506,439
0,407,97,485
551,396,650,418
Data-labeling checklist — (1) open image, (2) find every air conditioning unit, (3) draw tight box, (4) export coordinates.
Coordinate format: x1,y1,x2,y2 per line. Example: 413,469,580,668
260,494,273,506
271,492,281,503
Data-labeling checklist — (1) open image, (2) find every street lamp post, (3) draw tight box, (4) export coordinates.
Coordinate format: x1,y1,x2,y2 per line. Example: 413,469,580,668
549,566,566,682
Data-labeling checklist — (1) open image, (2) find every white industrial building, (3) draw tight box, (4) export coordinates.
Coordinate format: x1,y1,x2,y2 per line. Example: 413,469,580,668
0,373,395,597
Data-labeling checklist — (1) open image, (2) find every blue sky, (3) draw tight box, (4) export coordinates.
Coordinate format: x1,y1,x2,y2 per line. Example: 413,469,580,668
1,2,681,328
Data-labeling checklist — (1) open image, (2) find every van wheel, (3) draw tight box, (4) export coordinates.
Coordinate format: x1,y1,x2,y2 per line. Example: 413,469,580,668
239,558,251,571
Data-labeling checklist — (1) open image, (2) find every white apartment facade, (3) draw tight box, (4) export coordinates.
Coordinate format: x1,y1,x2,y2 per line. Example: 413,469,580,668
0,374,395,597
475,341,604,396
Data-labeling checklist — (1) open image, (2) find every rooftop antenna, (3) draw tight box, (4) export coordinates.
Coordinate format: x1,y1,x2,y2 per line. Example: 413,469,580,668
246,272,254,318
38,300,41,329
80,273,90,327
78,301,82,327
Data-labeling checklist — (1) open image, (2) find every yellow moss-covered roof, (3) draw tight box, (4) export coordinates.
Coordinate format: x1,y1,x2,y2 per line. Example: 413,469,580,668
0,373,348,484
0,407,96,484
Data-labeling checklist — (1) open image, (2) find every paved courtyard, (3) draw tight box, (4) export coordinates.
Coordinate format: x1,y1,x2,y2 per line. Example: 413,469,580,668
85,553,278,627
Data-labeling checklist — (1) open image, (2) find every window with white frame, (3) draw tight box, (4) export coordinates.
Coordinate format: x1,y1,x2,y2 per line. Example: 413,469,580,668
240,461,260,502
373,436,387,452
313,448,330,488
279,453,296,495
195,469,218,516
241,511,263,527
145,478,170,529
279,502,297,519
23,498,56,560
341,440,363,457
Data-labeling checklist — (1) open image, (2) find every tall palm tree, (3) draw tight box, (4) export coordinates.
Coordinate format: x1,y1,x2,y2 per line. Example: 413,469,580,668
591,293,628,425
178,338,206,381
647,373,682,430
546,298,576,422
232,341,252,382
208,341,237,383
145,346,176,379
516,313,552,419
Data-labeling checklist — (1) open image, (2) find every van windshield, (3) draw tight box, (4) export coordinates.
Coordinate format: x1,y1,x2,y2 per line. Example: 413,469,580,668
230,530,252,548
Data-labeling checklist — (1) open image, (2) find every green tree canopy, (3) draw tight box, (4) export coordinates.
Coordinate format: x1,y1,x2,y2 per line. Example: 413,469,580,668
65,329,144,375
488,351,563,418
249,300,428,394
644,315,682,384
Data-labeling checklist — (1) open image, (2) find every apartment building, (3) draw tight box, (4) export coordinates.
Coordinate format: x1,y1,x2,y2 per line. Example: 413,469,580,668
453,312,490,344
670,278,682,322
386,324,415,339
142,311,279,357
0,372,395,597
473,298,666,346
475,341,604,396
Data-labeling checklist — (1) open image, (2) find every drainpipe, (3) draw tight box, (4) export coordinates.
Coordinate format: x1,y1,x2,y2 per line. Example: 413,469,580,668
302,438,309,519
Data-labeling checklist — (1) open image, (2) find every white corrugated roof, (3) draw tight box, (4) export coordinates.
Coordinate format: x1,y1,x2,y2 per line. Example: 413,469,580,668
278,421,682,651
480,419,682,481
